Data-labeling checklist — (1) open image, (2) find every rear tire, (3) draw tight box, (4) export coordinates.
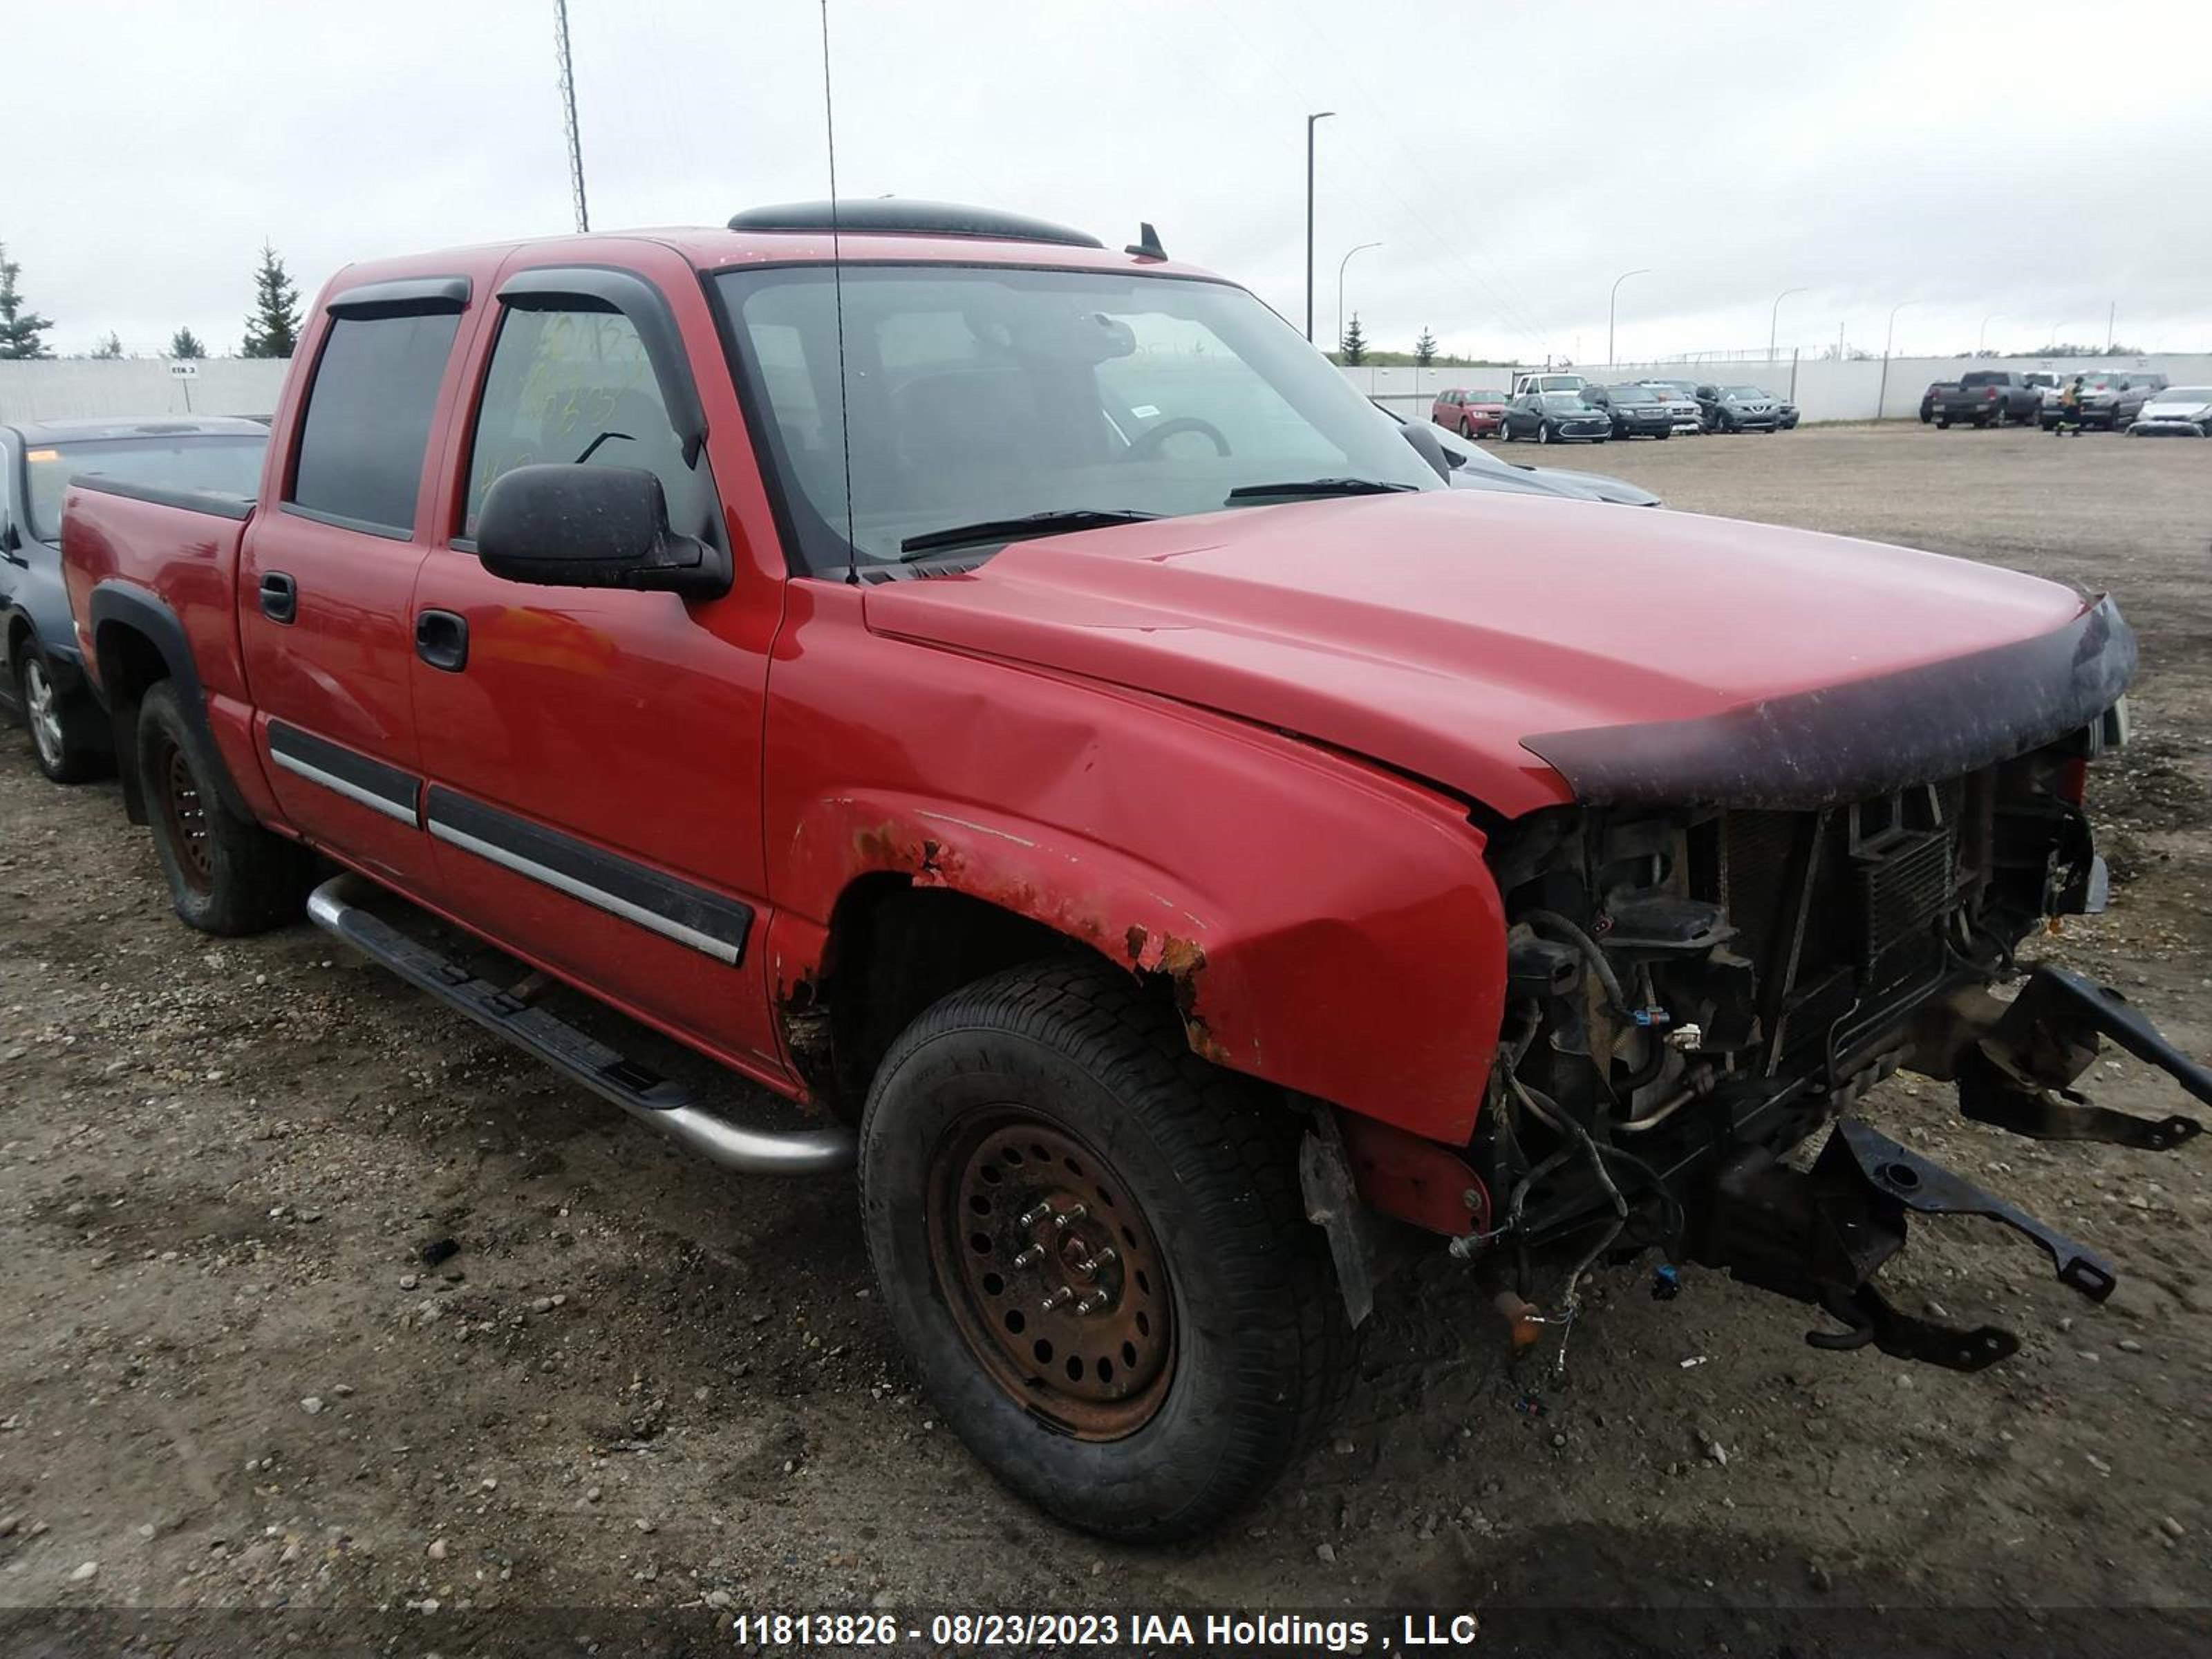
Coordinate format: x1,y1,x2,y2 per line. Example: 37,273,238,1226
17,645,111,785
859,960,1353,1542
136,679,313,935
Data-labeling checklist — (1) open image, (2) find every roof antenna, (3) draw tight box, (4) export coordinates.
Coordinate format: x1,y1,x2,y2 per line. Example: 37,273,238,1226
818,0,859,585
1125,222,1167,261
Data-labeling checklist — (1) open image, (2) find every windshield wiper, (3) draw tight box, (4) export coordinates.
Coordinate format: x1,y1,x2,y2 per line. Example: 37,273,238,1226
1224,477,1419,503
899,509,1163,561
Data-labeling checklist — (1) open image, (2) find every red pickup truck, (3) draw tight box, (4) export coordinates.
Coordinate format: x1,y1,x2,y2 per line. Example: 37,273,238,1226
60,200,2207,1541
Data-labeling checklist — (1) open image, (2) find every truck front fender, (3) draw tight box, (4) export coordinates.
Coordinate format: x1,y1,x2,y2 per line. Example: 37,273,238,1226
777,762,1509,1147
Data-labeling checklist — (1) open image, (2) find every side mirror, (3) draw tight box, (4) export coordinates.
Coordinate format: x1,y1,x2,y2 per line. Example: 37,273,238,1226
476,464,728,599
1397,420,1459,482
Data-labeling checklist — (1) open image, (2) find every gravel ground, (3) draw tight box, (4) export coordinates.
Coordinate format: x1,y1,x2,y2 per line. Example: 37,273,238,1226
1,422,2208,1654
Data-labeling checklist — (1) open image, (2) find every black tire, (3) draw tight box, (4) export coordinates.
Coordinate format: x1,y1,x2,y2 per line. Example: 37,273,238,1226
1458,418,1474,440
1936,419,1950,430
136,679,313,935
16,643,111,785
1536,421,1554,445
859,961,1353,1542
1497,420,1513,443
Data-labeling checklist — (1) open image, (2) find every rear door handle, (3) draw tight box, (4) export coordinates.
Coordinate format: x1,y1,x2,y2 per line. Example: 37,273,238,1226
415,609,469,673
259,570,297,624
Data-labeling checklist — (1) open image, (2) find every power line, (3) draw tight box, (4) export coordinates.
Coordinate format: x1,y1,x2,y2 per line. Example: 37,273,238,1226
554,0,591,234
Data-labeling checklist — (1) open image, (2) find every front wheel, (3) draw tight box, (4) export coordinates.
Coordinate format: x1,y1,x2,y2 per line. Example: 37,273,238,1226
17,645,111,785
1497,420,1513,442
1536,421,1555,445
1458,418,1474,439
137,680,314,935
860,962,1352,1542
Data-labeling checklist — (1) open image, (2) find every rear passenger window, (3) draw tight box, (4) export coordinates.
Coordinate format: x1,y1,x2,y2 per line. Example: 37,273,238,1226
288,312,460,534
462,305,718,543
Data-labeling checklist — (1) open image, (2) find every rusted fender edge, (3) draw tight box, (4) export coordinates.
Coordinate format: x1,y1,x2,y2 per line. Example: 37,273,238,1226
785,790,1241,1060
773,788,1512,1147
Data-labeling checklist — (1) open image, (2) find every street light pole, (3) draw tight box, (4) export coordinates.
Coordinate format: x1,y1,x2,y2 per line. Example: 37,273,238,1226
1875,298,1919,421
1607,268,1651,368
1978,313,2000,354
1304,111,1335,343
1336,241,1382,357
1768,287,1807,365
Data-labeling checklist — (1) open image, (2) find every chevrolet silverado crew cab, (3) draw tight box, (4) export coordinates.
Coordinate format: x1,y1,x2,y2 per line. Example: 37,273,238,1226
59,200,2209,1542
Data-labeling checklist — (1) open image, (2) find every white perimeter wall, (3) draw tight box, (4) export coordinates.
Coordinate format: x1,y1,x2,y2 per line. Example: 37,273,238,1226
1352,354,2212,425
10,348,2207,433
0,359,290,424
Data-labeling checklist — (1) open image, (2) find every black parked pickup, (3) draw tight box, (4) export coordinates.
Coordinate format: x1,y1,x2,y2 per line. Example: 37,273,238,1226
1933,371,2041,429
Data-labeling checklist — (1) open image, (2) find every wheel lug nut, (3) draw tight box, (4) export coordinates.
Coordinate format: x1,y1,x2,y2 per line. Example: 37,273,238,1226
1040,1285,1074,1311
1013,1245,1046,1268
1052,1203,1087,1229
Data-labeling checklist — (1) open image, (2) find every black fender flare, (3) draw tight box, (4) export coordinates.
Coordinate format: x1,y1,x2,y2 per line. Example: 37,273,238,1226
87,582,252,823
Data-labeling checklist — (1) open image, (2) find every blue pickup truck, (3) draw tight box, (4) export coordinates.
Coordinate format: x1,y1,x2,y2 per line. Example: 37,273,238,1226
2,416,265,780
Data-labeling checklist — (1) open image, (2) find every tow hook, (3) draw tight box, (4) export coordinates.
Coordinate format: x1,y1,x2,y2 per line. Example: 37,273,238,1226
1691,1117,2116,1373
1958,965,2210,1151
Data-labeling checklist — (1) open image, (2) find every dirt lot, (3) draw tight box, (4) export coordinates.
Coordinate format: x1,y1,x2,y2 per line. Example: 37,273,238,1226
2,423,2209,1653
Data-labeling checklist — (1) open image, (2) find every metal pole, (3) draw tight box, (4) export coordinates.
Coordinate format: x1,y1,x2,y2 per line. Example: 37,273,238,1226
555,0,590,233
1607,269,1650,368
1336,241,1381,357
1877,299,1918,422
2106,301,2116,353
1978,313,1999,354
1304,111,1333,343
1768,287,1806,367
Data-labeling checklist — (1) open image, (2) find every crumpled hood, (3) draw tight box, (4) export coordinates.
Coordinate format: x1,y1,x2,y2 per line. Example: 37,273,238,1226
863,489,2116,818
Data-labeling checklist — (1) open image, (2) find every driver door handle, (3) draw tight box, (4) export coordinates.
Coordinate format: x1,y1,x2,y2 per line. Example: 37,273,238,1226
415,609,469,673
259,570,297,624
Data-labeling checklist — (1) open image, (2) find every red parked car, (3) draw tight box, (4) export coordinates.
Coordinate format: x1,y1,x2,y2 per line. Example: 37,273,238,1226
57,200,2206,1543
1432,386,1508,438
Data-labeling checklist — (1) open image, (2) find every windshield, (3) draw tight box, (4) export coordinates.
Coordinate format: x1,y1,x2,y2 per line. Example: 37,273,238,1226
1724,386,1769,400
2151,387,2211,402
1604,386,1656,404
715,265,1437,572
1539,392,1590,409
24,433,266,543
1466,389,1508,404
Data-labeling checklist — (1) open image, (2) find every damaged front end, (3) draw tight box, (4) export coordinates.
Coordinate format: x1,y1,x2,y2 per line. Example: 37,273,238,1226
1465,691,2208,1371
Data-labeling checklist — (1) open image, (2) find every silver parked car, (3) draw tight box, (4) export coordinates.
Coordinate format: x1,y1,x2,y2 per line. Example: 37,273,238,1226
2128,386,2212,437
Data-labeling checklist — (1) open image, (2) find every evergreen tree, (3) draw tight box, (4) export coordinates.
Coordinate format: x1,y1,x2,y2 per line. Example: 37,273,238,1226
91,332,125,360
0,243,55,360
170,327,207,360
1339,312,1367,366
1414,327,1437,367
241,241,301,359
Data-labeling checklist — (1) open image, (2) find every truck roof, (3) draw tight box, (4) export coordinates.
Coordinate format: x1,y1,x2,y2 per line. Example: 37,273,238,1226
4,415,269,445
320,203,1221,294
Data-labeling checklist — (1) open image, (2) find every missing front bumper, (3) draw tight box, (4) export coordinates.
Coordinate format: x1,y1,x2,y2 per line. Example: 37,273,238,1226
1691,1116,2115,1372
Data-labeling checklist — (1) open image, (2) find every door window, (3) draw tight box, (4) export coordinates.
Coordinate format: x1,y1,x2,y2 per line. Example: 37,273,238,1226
462,303,718,543
288,312,460,535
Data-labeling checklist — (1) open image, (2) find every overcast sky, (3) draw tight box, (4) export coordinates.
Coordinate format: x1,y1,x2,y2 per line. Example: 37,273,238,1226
8,1,2207,364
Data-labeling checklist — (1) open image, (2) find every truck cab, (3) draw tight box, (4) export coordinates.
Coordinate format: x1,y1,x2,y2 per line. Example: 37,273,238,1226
57,201,2209,1544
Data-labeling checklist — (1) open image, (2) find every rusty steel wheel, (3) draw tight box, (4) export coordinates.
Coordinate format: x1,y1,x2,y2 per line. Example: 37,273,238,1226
862,960,1353,1540
153,733,216,896
927,1114,1174,1439
133,681,312,936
